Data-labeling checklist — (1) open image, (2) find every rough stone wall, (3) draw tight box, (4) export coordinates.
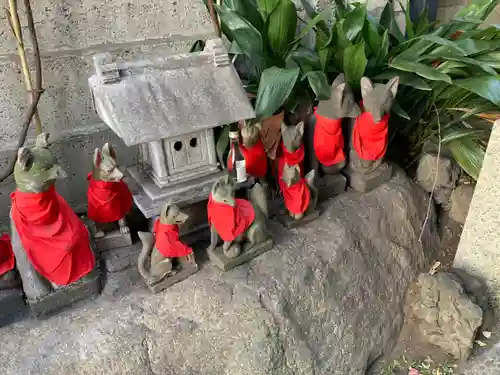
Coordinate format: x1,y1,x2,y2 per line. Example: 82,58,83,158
0,0,214,229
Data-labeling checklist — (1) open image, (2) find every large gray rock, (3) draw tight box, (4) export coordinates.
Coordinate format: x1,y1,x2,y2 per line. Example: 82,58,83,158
0,169,438,375
416,153,460,205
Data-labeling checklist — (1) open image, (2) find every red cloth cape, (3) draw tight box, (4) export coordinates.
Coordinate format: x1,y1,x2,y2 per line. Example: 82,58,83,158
207,194,255,242
277,143,305,190
313,108,345,166
282,179,311,215
352,112,390,161
227,139,267,178
10,186,95,285
87,174,133,223
153,220,193,258
0,233,15,276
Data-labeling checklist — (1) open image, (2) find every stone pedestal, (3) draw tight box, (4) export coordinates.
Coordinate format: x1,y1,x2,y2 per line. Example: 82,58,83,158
145,263,199,293
94,230,133,253
344,162,393,193
102,243,142,273
454,121,500,309
276,209,320,229
208,239,273,272
0,288,28,327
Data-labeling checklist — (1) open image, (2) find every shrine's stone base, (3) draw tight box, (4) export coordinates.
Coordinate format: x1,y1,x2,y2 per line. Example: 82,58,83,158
276,209,320,229
28,266,102,318
0,288,28,328
208,239,273,272
102,243,142,273
146,263,199,294
318,173,347,201
95,230,133,253
345,162,393,193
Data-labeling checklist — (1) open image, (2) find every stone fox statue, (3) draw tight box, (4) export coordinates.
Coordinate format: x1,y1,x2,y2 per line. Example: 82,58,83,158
10,133,95,302
281,164,317,220
87,143,133,237
137,202,196,285
206,174,268,258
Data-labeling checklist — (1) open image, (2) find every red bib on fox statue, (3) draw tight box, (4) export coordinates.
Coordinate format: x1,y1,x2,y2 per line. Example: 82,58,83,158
87,173,133,223
228,140,267,179
0,233,15,276
352,112,390,161
282,179,311,215
207,195,255,242
153,220,193,258
313,108,345,166
10,186,95,285
277,143,305,189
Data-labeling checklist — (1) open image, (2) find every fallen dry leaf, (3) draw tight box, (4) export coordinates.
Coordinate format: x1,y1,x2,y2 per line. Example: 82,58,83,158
429,261,441,275
482,331,492,339
475,340,487,347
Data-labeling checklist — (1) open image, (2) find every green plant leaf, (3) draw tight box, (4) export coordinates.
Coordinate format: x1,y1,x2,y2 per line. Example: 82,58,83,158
392,100,410,119
413,35,468,55
447,136,486,180
343,41,368,88
379,1,405,43
377,30,390,65
453,75,500,106
229,40,244,54
266,0,297,58
474,50,500,69
343,4,367,41
363,18,382,55
435,60,468,73
189,40,206,52
374,70,432,91
442,128,488,143
292,8,331,44
390,58,453,83
398,0,414,38
419,53,498,75
303,71,331,100
453,39,500,55
224,0,264,30
287,46,321,71
214,4,265,71
255,67,300,118
216,126,230,168
455,0,500,29
257,0,279,19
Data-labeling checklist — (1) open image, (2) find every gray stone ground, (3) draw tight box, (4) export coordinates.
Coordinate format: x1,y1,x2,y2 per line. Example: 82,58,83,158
0,168,438,375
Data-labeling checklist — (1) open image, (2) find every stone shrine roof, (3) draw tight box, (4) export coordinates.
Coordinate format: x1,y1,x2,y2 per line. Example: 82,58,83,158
88,39,255,146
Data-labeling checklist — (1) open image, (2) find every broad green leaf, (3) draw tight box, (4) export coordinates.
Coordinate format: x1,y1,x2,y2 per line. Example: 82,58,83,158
216,125,230,168
257,0,279,19
363,18,382,55
214,4,265,71
455,0,500,29
435,60,468,73
447,136,486,180
287,46,321,71
441,128,488,143
454,38,500,55
379,1,405,43
335,20,350,49
453,75,500,106
189,40,205,52
374,70,432,91
292,9,331,44
343,41,368,88
224,0,264,30
319,47,334,71
266,0,297,58
343,5,366,41
392,100,410,120
255,67,300,118
398,0,414,38
474,50,500,69
389,58,452,84
377,30,390,65
413,35,468,56
303,71,331,100
419,53,497,75
229,40,244,54
414,7,430,36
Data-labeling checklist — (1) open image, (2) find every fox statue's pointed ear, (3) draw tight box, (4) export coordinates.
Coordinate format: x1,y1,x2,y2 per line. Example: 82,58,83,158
386,76,400,98
35,133,50,148
93,148,102,167
102,143,117,160
360,77,374,98
280,121,287,134
296,121,304,137
17,147,33,171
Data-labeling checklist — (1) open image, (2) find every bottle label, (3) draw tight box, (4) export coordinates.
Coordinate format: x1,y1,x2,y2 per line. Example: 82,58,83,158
235,160,247,183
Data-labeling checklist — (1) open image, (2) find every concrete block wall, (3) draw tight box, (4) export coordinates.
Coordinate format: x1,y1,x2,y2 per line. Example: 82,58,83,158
0,0,215,229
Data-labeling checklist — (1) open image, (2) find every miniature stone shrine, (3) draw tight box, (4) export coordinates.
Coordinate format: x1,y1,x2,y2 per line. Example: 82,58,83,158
9,133,101,317
206,174,272,271
275,122,320,227
137,201,198,293
87,143,133,251
88,38,255,240
344,76,400,192
0,233,27,326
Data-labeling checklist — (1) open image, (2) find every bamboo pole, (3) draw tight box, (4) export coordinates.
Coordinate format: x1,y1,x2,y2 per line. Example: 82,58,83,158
8,0,42,134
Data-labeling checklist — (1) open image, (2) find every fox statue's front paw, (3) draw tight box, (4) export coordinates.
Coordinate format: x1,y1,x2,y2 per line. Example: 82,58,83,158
119,225,130,235
223,242,241,258
94,230,105,239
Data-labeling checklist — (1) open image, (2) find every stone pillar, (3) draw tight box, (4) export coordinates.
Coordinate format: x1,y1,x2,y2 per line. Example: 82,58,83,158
454,120,500,308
